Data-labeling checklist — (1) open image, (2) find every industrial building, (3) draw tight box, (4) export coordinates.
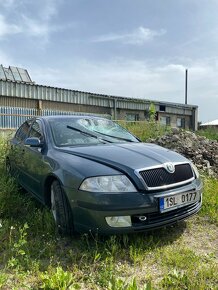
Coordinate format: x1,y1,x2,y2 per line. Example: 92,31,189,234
0,65,198,130
200,119,218,129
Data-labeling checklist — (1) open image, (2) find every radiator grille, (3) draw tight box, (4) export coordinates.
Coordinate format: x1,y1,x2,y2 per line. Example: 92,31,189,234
139,163,194,189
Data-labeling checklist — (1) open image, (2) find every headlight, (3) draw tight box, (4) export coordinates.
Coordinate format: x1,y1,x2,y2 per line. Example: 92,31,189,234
79,175,137,192
191,162,200,179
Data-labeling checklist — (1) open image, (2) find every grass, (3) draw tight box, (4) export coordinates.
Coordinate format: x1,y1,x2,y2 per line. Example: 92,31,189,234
200,176,218,225
0,133,217,289
197,127,218,141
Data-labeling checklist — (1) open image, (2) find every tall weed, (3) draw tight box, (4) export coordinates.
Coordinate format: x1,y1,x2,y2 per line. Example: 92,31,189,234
118,120,171,141
0,137,8,169
200,177,218,224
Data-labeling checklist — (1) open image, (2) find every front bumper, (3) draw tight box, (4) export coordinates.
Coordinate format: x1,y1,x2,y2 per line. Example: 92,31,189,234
65,179,203,234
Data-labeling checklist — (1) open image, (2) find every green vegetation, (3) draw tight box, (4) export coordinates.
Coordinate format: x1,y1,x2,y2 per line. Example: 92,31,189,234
0,134,217,289
200,176,218,225
197,127,218,141
118,103,171,142
118,120,171,141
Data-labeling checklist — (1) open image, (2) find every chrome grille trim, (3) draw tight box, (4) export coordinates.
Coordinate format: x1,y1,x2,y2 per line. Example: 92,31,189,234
135,162,195,191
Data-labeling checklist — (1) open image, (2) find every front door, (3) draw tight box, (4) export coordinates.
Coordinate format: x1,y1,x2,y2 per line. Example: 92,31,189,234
22,120,50,201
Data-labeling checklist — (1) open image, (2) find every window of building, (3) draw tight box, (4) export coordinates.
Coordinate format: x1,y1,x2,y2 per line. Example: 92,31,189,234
160,116,171,126
166,116,171,126
126,113,139,121
144,110,149,120
177,117,185,128
159,105,166,112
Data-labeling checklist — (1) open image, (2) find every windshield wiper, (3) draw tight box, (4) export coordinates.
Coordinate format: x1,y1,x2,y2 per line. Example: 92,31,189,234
92,130,136,142
66,125,112,143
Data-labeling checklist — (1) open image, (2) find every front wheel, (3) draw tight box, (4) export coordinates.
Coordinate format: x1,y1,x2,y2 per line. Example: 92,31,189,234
50,180,74,236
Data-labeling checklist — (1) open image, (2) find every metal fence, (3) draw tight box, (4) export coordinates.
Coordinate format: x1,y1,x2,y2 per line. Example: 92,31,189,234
0,106,111,129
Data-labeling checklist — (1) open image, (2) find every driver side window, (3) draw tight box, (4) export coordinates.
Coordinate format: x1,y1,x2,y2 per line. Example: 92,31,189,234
28,121,43,140
15,119,32,142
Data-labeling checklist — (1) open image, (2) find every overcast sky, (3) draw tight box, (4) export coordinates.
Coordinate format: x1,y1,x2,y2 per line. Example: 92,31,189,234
0,0,218,122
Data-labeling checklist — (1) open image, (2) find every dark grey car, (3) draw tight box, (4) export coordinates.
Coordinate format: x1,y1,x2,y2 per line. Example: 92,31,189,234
7,115,203,235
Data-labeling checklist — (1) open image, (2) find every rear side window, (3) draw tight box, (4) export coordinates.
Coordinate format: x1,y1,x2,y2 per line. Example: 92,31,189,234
15,120,32,142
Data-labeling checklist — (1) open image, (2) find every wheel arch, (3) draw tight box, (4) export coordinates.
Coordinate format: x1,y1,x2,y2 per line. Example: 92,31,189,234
44,174,75,235
43,174,63,207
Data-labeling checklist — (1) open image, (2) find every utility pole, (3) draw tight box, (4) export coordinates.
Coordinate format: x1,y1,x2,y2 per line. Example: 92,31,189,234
185,69,188,104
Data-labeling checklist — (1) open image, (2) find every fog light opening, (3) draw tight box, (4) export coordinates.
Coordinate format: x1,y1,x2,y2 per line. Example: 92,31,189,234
105,216,132,228
138,216,147,221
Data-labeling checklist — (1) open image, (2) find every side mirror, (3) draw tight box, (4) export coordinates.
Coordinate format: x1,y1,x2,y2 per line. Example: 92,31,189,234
24,137,44,147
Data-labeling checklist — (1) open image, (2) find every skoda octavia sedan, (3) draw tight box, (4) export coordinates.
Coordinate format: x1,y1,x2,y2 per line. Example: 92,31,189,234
7,115,203,235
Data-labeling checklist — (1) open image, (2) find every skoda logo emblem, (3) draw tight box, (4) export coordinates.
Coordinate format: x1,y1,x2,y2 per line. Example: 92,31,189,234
165,163,175,173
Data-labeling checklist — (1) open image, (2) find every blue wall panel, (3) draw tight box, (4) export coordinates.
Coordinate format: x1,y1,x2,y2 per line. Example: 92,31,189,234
0,106,111,129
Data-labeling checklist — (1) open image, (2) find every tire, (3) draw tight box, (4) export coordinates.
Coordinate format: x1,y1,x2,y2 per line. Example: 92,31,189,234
51,180,74,236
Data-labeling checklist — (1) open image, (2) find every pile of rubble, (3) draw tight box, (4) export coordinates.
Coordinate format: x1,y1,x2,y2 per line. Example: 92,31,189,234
149,128,218,178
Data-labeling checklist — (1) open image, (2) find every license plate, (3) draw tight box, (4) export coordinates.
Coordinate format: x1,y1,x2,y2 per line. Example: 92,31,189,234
160,191,199,212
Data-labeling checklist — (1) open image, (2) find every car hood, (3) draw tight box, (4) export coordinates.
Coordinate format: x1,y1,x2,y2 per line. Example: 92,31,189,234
57,142,189,172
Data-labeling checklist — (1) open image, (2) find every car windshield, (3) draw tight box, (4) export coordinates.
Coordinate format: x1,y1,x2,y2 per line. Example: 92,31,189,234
49,117,139,147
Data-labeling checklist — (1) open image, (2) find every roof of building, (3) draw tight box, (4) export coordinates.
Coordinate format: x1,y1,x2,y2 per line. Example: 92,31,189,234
0,65,33,83
0,64,198,110
200,119,218,126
